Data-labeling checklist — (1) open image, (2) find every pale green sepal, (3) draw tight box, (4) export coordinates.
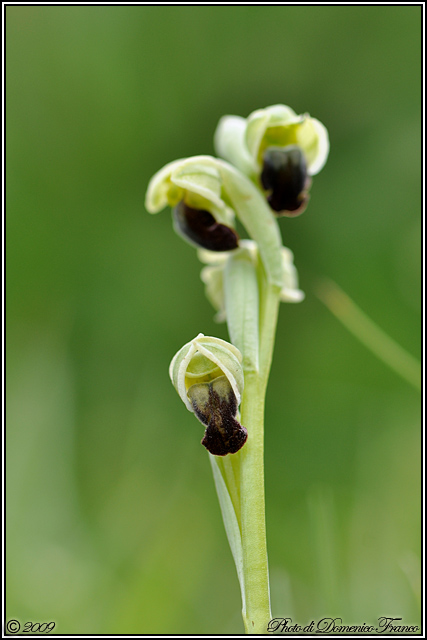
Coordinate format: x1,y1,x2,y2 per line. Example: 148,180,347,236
209,454,246,617
294,116,329,176
198,247,230,265
145,158,186,213
280,247,305,303
214,115,256,177
200,264,226,322
245,105,299,164
169,339,197,411
198,240,255,266
244,109,272,166
169,333,244,411
145,156,234,226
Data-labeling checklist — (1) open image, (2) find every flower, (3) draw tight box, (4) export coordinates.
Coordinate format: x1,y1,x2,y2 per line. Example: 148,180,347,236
169,334,247,456
145,156,239,252
215,104,329,216
198,240,304,321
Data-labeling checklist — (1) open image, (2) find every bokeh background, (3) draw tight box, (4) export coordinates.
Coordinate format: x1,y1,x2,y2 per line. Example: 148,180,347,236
7,6,421,635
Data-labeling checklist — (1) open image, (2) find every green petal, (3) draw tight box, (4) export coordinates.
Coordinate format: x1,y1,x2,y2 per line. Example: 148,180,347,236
200,264,226,322
172,159,225,210
280,247,305,303
145,158,186,213
145,156,232,218
296,116,329,176
169,334,244,411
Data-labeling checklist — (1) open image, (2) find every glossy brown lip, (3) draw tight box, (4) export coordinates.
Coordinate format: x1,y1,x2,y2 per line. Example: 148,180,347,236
173,201,239,252
261,146,311,217
188,377,248,456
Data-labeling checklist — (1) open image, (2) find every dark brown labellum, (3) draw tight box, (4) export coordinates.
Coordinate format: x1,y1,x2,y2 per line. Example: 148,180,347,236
187,376,247,456
173,201,239,251
261,146,311,217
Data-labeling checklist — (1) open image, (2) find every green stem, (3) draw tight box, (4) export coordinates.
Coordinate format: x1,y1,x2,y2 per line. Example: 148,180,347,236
239,290,281,633
194,160,285,633
238,370,270,633
222,247,282,634
259,280,282,382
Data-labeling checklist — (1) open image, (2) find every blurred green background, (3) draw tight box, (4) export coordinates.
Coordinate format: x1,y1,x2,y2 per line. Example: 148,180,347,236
7,6,421,635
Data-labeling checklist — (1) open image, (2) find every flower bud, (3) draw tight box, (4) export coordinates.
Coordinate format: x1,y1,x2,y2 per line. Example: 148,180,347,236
198,240,304,320
169,334,247,456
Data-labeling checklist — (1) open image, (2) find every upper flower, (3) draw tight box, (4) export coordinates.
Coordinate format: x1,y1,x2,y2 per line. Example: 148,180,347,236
145,156,239,252
146,153,287,287
214,104,329,216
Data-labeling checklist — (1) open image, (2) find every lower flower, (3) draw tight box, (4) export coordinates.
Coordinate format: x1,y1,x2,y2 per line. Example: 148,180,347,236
169,334,247,455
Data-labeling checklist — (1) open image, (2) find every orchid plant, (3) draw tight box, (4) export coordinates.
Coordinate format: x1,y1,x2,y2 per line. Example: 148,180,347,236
145,105,329,634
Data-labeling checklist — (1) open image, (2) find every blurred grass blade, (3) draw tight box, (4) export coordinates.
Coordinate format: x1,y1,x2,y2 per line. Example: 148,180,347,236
399,550,421,609
316,278,421,392
307,485,340,615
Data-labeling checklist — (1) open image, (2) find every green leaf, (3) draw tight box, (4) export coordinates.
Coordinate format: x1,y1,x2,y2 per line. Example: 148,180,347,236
209,454,246,616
